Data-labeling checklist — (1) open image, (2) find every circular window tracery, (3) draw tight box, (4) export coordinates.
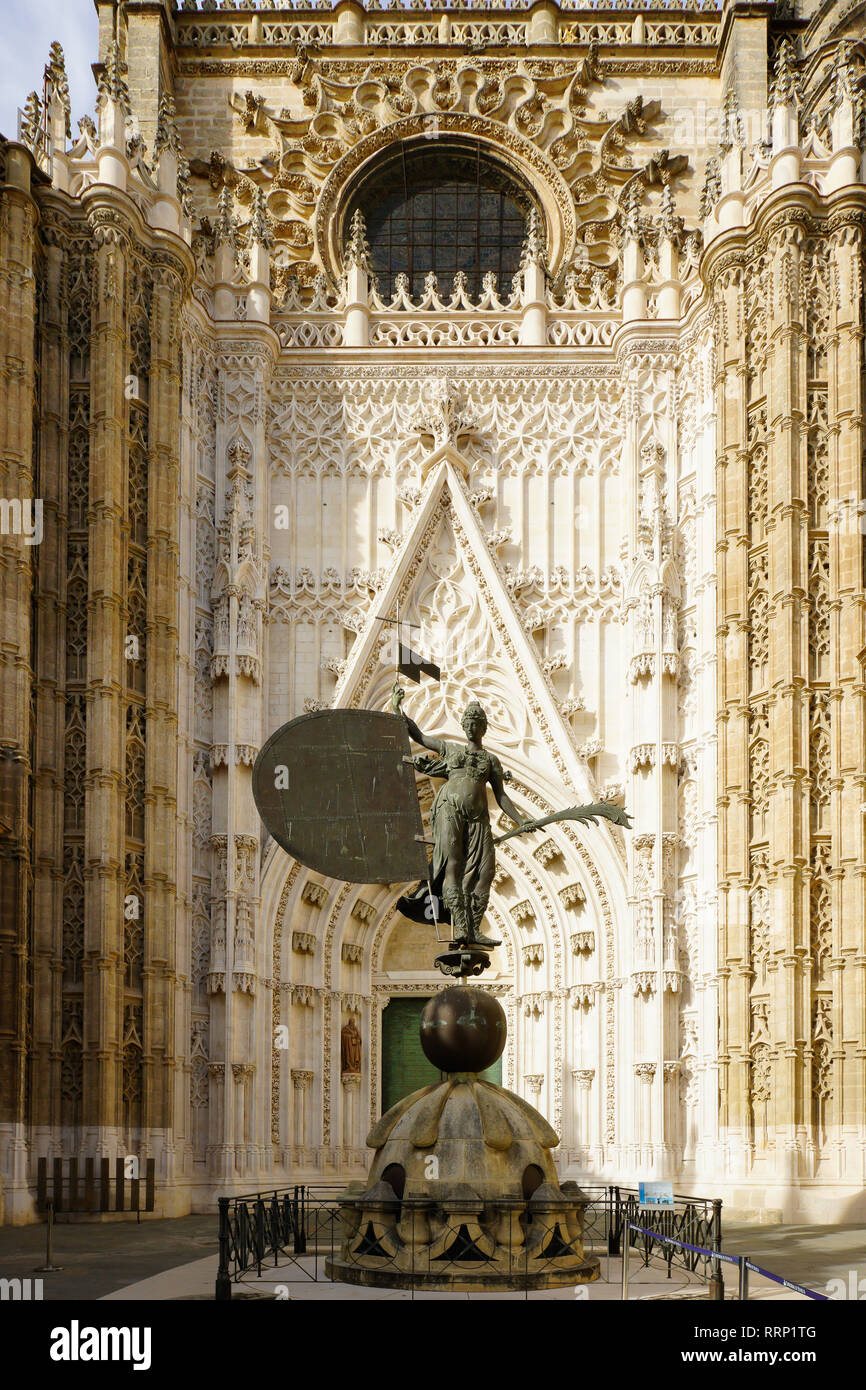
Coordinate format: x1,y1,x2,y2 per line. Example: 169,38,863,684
347,141,533,300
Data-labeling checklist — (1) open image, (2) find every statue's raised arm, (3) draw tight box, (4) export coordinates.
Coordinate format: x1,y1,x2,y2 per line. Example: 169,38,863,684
391,681,444,755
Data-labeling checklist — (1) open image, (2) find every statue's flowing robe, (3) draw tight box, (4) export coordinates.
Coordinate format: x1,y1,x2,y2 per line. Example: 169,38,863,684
397,743,497,926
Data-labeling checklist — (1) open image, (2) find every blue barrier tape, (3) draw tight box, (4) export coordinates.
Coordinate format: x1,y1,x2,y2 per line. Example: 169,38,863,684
743,1260,829,1302
627,1222,738,1264
627,1223,830,1299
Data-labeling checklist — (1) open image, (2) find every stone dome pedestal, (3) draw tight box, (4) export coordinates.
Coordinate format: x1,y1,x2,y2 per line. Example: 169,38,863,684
326,988,599,1291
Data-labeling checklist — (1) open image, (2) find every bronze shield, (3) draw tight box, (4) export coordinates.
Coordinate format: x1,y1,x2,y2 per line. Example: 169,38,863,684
252,710,428,884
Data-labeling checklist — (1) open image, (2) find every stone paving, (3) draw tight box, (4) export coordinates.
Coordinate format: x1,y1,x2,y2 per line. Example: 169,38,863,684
1,1213,860,1301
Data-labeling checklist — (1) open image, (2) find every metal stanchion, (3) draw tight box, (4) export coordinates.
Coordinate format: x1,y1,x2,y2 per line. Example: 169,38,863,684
738,1255,750,1302
215,1196,232,1300
34,1198,62,1273
608,1185,621,1257
255,1197,265,1278
708,1198,724,1300
292,1186,304,1254
621,1222,630,1301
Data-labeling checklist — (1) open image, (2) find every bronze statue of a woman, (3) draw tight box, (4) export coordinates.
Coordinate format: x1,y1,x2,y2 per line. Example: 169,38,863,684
392,682,632,962
392,682,532,949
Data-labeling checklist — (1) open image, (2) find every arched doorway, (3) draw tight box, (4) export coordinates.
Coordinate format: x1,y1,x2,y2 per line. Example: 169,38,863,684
381,995,503,1113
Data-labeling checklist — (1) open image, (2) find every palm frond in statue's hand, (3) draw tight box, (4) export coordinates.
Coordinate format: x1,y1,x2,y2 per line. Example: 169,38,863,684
568,802,633,829
493,801,633,845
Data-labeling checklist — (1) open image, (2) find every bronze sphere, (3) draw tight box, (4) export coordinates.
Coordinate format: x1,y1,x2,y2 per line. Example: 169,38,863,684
420,986,507,1074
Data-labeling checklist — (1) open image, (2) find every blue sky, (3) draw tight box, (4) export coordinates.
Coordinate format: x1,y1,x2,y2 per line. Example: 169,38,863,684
0,0,98,141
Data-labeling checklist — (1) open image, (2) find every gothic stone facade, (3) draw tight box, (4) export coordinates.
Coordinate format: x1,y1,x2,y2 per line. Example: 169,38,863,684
1,0,865,1223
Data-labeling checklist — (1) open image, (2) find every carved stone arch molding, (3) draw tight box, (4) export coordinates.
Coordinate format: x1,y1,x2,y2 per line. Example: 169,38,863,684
315,116,577,287
805,0,866,50
258,760,626,1154
498,777,625,1150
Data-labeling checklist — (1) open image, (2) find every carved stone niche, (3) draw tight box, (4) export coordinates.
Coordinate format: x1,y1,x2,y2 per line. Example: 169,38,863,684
533,838,562,867
302,881,328,908
292,931,316,955
570,984,599,1009
560,883,586,910
352,898,377,925
511,899,535,928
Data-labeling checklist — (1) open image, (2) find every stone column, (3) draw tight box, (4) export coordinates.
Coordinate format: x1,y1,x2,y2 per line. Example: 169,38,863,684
716,91,746,233
526,1074,544,1107
213,189,238,323
232,1062,255,1153
827,206,866,1145
706,237,751,1148
94,42,131,193
81,191,132,1149
519,210,548,346
663,1060,680,1149
0,144,39,1218
245,190,272,326
573,1068,594,1152
656,186,682,322
620,191,647,323
527,1,558,46
635,1063,655,1154
292,1070,314,1150
624,428,681,1162
765,212,808,1164
206,1062,225,1164
826,45,862,195
768,39,801,191
342,210,371,349
29,205,70,1146
341,1072,361,1155
209,324,276,1177
143,244,192,1176
333,1,365,46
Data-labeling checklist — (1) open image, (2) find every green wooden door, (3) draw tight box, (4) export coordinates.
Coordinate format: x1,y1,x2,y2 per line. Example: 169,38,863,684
380,996,503,1113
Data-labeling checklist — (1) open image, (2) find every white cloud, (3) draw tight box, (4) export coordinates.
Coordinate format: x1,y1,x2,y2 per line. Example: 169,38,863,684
0,0,98,142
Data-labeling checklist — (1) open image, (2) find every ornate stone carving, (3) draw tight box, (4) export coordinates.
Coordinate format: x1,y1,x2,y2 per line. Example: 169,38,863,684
302,881,328,908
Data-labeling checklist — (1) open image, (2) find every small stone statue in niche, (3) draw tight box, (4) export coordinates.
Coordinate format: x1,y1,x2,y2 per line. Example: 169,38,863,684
341,1016,362,1074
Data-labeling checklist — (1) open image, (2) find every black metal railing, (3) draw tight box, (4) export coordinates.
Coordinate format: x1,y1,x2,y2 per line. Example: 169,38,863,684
621,1190,723,1294
622,1189,722,1295
216,1185,345,1298
214,1182,723,1300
